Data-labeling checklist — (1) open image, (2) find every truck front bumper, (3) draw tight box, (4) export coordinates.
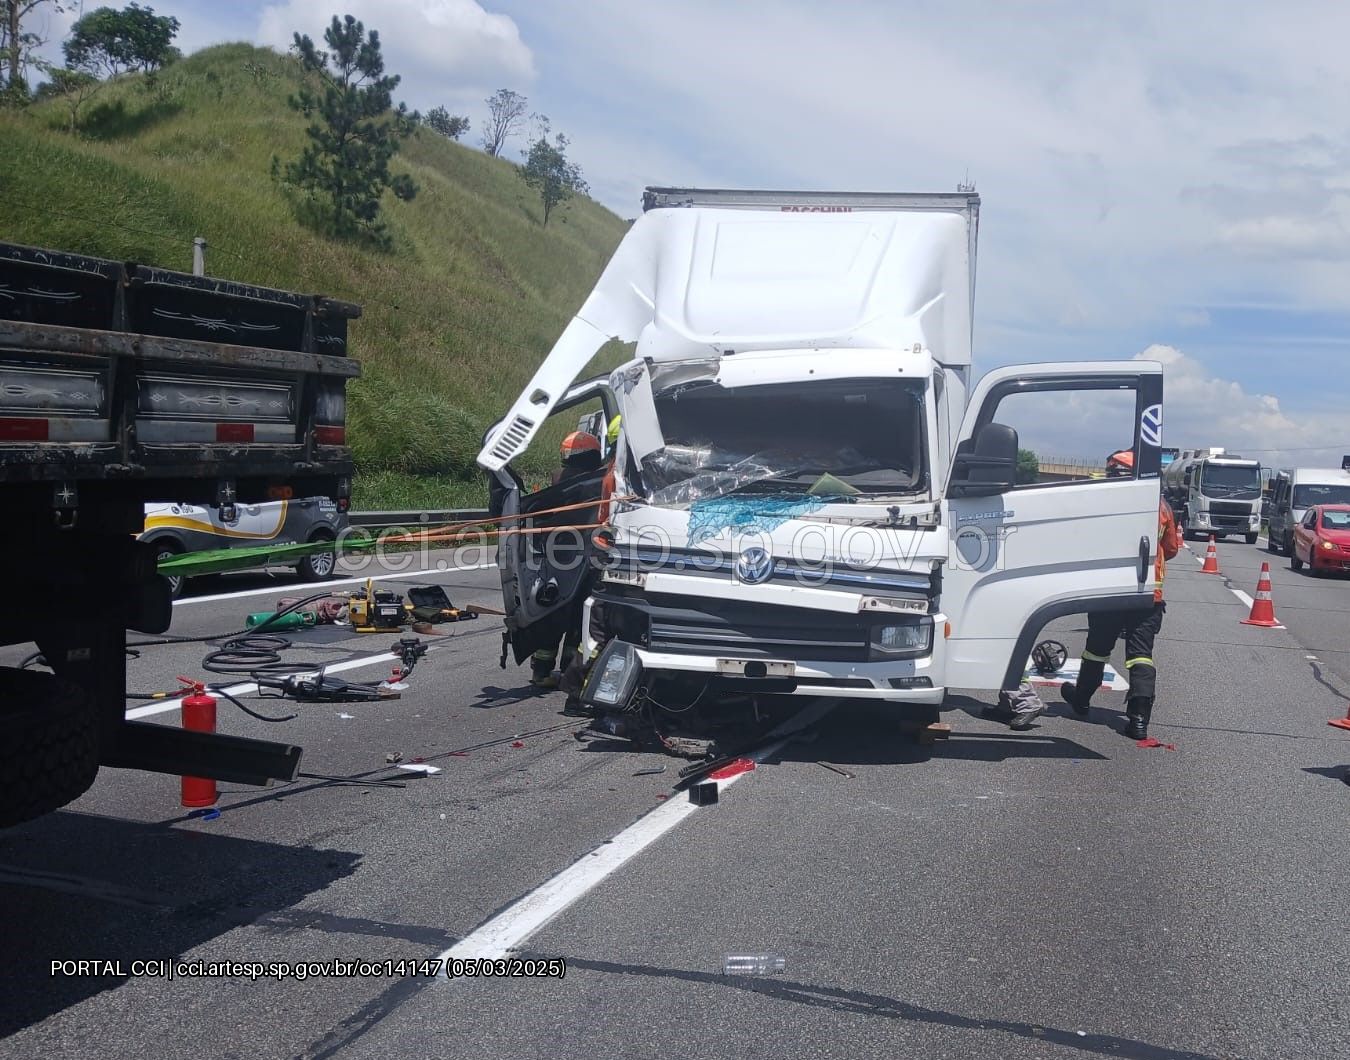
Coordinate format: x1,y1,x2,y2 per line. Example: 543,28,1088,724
632,647,946,704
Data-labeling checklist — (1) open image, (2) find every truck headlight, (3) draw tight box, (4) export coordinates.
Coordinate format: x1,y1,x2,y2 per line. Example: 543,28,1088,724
870,618,933,658
581,639,643,709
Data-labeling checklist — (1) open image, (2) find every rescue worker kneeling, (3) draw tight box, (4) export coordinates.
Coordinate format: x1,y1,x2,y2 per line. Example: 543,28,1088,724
529,430,603,690
1061,450,1181,739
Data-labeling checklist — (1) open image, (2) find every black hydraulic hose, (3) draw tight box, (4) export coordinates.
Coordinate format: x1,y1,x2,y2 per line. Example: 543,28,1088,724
127,591,340,647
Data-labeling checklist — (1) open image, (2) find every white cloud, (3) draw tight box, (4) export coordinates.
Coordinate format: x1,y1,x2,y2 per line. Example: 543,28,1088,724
508,0,1350,342
1133,344,1347,469
256,0,534,119
1002,344,1347,469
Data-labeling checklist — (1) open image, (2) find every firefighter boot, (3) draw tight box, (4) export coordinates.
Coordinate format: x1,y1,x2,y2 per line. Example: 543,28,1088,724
1125,697,1153,740
1061,656,1105,717
529,649,560,690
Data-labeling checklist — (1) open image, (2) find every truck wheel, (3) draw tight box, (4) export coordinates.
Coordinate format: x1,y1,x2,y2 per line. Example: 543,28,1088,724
153,540,186,599
296,530,337,582
0,667,100,828
1245,532,1259,545
1291,548,1303,571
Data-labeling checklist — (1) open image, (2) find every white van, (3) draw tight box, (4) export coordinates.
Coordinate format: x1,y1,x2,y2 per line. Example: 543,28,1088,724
1266,467,1350,555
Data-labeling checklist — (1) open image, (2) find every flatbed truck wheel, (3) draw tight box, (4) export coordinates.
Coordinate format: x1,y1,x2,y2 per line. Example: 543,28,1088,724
0,667,99,828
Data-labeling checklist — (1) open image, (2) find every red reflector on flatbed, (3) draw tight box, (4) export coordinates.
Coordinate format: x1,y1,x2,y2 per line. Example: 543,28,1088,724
215,423,255,443
0,417,50,441
315,425,346,444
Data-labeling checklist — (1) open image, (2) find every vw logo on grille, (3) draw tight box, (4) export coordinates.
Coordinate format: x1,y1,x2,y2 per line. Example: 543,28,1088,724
734,547,774,585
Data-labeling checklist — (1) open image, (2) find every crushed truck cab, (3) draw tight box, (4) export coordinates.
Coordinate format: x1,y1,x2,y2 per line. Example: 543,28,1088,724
479,188,1164,717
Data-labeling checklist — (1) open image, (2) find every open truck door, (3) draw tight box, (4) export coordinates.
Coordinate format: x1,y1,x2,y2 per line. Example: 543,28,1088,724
487,377,616,665
940,361,1164,691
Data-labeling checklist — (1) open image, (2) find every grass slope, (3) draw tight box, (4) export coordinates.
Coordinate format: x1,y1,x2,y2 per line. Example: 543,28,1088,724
0,44,630,508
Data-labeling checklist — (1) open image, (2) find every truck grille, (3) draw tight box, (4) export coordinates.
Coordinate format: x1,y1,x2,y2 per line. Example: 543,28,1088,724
638,598,870,662
1209,500,1255,516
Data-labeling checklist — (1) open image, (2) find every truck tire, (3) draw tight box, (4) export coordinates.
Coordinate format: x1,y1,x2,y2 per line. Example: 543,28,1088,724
151,539,186,599
0,667,99,828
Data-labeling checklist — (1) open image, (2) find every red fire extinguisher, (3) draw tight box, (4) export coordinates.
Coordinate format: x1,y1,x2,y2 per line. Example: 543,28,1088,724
178,677,217,808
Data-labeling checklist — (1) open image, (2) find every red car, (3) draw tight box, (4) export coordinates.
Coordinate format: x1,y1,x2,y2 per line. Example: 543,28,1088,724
1291,504,1350,575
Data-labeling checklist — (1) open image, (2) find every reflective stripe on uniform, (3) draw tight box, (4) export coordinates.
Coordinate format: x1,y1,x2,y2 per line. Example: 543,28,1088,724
1082,650,1111,663
1124,656,1154,668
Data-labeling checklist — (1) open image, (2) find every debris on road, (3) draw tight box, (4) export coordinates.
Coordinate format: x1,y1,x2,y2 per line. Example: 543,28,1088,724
723,954,786,976
632,765,667,776
817,761,856,779
689,782,719,805
1136,737,1177,751
385,752,403,764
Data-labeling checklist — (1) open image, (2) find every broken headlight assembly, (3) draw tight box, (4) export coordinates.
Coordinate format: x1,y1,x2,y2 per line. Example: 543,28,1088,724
869,617,933,660
581,639,644,710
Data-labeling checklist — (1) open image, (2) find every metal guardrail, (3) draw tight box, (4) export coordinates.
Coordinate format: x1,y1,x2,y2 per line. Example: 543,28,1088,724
347,509,490,531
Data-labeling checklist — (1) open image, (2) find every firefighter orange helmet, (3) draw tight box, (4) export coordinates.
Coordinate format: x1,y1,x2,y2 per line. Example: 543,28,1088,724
561,431,601,462
1106,449,1134,477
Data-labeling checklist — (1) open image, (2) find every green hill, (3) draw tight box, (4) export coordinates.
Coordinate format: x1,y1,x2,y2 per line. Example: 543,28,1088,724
0,43,630,508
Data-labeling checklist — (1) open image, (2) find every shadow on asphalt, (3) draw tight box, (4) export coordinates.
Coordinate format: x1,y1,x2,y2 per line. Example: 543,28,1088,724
0,810,363,1038
768,698,1110,766
1301,765,1350,785
472,683,543,708
532,953,1222,1060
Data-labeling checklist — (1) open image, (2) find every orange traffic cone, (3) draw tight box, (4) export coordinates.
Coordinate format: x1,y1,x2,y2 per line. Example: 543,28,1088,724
1240,562,1280,627
1331,704,1350,731
1201,535,1220,574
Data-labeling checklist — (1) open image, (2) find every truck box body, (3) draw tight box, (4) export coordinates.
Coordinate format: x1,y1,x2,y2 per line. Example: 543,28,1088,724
0,242,357,509
479,188,1164,714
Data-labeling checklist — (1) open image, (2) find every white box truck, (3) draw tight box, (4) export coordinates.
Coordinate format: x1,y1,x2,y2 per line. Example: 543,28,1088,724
478,188,1164,724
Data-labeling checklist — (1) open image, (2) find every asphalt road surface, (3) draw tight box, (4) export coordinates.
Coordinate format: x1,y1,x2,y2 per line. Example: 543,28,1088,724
2,538,1347,1059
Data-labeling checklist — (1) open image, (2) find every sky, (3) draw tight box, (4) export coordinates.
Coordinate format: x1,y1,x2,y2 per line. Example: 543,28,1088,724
28,0,1350,470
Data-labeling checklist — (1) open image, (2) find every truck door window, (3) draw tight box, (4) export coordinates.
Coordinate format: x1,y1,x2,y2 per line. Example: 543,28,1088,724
974,386,1138,486
508,397,609,497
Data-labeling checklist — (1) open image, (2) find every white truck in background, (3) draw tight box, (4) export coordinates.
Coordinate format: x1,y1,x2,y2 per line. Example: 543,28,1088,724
1161,448,1263,544
478,188,1165,726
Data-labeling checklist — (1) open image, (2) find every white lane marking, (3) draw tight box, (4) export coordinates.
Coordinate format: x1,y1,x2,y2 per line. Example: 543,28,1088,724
1187,545,1285,628
125,649,405,719
437,700,837,969
173,563,498,606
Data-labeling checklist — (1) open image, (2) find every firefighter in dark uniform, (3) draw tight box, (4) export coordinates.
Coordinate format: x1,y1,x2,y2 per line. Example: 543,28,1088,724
1061,450,1181,739
529,431,603,689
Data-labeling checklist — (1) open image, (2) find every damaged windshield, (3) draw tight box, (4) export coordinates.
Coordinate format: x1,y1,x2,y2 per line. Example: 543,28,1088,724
639,373,926,505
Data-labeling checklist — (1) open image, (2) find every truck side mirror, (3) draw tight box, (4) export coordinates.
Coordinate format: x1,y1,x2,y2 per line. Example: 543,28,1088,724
949,422,1018,497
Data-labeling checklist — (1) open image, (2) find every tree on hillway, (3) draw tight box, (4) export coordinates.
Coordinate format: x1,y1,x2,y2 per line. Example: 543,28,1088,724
63,3,181,80
46,66,99,130
1016,448,1040,484
519,123,588,226
426,105,469,140
282,13,418,242
481,87,525,156
1,0,64,105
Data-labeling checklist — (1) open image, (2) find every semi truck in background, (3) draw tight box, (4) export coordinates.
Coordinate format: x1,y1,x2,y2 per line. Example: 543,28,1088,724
0,241,358,826
1162,448,1263,543
479,188,1166,729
